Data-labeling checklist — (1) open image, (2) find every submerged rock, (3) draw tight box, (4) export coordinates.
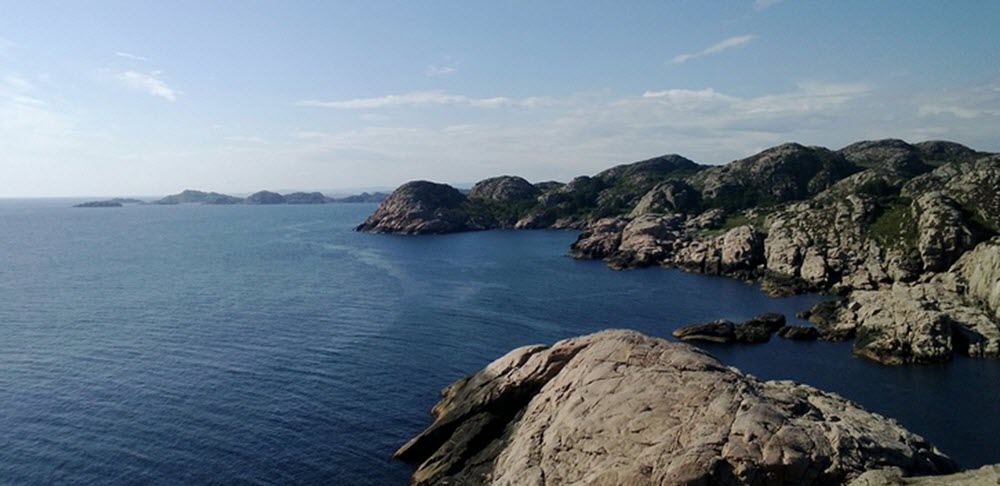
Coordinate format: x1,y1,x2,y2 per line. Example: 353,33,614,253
778,325,821,341
397,330,957,485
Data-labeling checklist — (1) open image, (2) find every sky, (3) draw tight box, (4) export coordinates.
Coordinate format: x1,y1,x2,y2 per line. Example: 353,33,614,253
1,1,999,197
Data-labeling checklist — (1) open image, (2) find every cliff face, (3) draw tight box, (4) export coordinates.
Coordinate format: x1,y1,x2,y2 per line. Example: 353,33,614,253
397,330,958,485
357,139,1000,365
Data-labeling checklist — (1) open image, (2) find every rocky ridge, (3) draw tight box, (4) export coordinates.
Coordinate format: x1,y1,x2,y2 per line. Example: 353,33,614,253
358,139,1000,365
397,330,958,485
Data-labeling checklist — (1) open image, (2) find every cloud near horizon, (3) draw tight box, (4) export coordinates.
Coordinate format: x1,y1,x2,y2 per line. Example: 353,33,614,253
115,51,149,62
424,65,457,76
295,90,551,109
117,70,178,101
672,34,755,64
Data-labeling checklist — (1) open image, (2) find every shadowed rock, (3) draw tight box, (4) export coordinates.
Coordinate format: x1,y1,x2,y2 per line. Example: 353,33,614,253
779,325,821,340
356,181,469,235
673,313,787,344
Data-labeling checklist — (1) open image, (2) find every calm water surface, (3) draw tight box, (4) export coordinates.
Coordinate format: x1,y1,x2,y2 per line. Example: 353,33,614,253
1,200,997,484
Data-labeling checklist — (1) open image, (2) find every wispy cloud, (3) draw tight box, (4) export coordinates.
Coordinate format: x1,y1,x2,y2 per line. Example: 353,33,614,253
753,0,785,10
672,34,755,64
224,135,269,144
117,70,179,101
424,65,457,77
115,51,148,62
295,90,550,109
917,82,1000,119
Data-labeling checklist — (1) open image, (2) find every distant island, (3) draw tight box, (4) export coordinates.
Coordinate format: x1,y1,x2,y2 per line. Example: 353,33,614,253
73,198,145,208
357,139,1000,367
73,190,388,207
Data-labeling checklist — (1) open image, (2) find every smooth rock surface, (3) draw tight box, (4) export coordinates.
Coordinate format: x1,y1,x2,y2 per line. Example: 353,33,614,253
398,330,957,485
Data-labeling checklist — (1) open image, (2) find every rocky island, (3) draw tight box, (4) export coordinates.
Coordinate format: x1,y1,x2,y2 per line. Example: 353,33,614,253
397,330,971,485
73,190,388,207
357,139,1000,366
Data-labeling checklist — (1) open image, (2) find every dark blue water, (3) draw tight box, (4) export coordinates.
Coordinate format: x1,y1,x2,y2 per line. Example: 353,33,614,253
0,200,997,484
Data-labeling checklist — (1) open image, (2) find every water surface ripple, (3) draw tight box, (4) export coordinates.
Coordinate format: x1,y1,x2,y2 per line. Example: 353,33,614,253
0,201,997,484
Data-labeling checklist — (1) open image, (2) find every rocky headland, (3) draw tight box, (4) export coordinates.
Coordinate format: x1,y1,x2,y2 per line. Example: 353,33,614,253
357,139,1000,366
397,330,963,485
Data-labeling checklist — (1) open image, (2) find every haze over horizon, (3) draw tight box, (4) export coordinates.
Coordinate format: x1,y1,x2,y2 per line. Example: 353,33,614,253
2,0,999,197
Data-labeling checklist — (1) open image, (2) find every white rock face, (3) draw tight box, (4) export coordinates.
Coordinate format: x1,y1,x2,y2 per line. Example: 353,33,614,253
955,238,1000,321
397,330,957,485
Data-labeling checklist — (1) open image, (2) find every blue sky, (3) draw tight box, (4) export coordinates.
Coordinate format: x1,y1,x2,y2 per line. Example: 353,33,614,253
1,0,998,197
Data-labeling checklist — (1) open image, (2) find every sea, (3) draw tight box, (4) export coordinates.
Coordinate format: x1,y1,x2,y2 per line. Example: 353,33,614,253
1,200,997,484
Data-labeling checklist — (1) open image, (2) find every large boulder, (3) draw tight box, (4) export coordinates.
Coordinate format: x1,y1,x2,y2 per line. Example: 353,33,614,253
397,330,957,485
356,181,469,234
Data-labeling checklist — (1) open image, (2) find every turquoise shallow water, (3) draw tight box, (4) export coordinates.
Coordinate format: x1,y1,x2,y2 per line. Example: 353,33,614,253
0,200,997,484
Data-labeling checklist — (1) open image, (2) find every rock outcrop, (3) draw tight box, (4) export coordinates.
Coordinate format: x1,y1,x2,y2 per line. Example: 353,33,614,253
397,330,957,485
356,181,469,234
468,176,540,203
778,325,821,341
689,143,859,210
849,464,1000,485
673,313,786,344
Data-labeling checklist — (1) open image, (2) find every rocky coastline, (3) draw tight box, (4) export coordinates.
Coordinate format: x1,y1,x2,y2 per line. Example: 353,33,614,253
356,139,1000,367
397,330,970,485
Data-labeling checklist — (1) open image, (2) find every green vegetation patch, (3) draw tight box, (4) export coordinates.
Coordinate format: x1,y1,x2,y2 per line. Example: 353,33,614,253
867,197,918,250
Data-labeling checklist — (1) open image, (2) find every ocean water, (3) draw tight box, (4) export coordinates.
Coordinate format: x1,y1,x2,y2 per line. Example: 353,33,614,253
0,200,997,484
